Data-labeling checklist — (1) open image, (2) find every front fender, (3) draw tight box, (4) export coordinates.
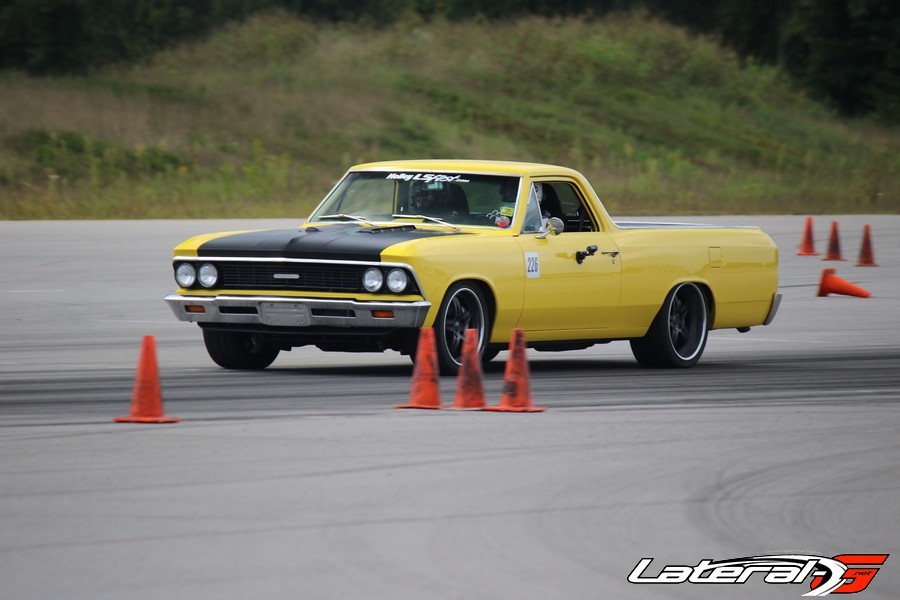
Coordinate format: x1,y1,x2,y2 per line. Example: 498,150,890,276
383,236,525,343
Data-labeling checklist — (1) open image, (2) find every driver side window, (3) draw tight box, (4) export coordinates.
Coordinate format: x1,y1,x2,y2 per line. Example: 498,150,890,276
544,181,598,233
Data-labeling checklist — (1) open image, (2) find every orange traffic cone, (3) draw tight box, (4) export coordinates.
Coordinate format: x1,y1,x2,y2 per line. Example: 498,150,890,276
797,216,819,256
396,327,442,409
817,268,870,298
115,336,180,423
451,329,486,410
856,225,878,267
823,221,844,261
485,329,544,413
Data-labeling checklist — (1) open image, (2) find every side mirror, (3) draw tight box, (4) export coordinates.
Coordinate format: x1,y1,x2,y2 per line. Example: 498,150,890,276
536,217,565,239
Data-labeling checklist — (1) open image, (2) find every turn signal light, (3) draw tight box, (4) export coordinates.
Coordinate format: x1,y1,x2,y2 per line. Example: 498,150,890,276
371,310,394,319
185,305,206,314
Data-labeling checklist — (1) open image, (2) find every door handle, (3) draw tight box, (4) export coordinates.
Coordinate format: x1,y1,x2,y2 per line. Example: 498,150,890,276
576,245,598,264
600,249,619,257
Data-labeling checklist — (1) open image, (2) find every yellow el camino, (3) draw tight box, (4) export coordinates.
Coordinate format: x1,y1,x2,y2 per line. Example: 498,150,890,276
165,160,781,374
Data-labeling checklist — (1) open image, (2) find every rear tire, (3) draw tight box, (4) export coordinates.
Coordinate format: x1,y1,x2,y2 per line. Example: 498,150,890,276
630,282,708,368
203,329,280,370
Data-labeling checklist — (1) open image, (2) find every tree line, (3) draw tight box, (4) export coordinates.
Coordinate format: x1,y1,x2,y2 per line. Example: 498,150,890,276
1,0,897,119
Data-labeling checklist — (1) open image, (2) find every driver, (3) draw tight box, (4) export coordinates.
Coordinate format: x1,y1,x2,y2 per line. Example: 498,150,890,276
410,182,452,218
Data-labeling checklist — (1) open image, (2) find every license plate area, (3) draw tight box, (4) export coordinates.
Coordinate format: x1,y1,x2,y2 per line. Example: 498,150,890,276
259,302,311,326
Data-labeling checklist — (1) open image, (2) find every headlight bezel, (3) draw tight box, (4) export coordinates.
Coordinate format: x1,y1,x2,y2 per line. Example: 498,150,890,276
362,267,384,292
175,262,197,288
385,268,409,293
198,263,219,288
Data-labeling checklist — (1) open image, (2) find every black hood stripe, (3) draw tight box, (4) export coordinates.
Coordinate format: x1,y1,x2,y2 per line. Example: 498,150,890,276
197,224,464,262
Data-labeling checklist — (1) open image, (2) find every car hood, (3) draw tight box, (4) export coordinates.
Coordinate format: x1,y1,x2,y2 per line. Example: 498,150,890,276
194,224,464,262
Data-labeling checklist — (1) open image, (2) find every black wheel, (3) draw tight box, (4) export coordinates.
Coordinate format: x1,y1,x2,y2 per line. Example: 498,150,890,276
203,329,280,370
434,282,490,375
630,282,709,368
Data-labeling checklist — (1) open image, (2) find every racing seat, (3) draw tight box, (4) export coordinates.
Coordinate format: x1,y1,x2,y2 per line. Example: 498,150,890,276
541,184,564,221
448,183,470,215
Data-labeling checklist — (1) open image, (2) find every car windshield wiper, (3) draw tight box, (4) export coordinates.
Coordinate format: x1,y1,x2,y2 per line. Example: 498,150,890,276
316,213,376,226
391,214,460,231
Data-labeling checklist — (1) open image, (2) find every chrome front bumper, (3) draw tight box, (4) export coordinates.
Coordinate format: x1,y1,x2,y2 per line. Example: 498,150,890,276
164,294,431,329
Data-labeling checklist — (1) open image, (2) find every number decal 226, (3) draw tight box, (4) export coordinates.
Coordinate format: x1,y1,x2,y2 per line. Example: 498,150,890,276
525,252,540,279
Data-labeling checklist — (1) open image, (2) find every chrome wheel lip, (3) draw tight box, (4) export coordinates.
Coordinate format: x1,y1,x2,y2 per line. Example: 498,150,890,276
667,283,707,361
441,288,485,367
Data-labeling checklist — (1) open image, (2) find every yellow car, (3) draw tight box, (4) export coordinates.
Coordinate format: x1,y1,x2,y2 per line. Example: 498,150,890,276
165,160,780,373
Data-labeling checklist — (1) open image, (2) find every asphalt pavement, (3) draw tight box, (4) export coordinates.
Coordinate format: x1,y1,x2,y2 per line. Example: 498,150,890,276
0,215,898,599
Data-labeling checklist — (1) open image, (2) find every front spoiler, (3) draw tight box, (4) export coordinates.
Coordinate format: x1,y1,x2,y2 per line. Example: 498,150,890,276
164,294,431,329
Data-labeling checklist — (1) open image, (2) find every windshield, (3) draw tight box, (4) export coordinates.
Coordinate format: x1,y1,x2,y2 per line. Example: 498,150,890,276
308,171,522,229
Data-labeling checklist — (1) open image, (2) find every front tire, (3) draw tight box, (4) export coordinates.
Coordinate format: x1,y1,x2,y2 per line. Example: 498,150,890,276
434,282,490,375
203,329,280,370
630,282,709,368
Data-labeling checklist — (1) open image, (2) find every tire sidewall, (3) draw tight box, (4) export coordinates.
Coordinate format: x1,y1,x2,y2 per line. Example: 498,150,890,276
662,282,708,367
434,282,489,375
631,282,709,368
203,329,279,370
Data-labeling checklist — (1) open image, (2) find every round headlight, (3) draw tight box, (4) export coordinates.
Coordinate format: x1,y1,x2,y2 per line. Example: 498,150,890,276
198,263,219,288
175,263,197,287
362,267,384,292
386,269,409,293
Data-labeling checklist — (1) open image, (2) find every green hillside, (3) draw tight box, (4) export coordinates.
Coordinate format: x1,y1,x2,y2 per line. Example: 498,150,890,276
1,11,898,219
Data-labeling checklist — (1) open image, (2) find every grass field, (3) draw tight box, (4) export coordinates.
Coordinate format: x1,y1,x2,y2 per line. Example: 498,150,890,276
1,11,898,219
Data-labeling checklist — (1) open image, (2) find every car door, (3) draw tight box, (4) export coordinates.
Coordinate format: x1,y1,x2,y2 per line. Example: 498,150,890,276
514,180,622,334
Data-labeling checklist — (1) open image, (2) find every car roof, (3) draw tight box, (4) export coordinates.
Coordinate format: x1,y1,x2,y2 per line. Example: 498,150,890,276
349,159,582,178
